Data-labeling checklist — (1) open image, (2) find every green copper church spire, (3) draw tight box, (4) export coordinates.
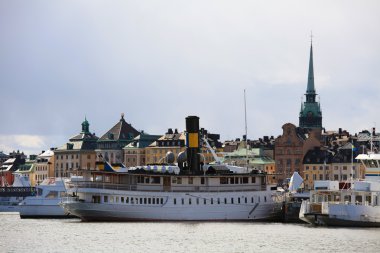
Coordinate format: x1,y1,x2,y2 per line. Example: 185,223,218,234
306,42,315,94
299,38,322,130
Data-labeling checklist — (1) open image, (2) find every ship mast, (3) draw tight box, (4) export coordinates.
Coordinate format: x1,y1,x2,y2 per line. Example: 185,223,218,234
244,89,248,171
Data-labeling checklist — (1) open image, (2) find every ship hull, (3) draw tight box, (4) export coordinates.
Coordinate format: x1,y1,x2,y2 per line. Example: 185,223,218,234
300,201,380,227
301,213,380,227
0,205,22,212
62,190,283,222
19,204,75,218
63,202,282,222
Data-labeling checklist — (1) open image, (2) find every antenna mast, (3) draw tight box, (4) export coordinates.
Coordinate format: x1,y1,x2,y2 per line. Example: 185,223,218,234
244,89,248,170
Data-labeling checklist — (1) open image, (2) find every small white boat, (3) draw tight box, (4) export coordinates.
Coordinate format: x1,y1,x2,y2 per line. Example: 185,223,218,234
0,173,35,212
299,153,380,227
18,178,75,218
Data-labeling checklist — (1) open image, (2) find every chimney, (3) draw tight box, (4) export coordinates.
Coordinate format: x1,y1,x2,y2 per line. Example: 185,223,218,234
174,128,178,134
186,116,200,174
373,127,376,136
167,128,173,134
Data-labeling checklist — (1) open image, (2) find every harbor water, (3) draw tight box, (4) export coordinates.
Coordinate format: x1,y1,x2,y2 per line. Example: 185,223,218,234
1,213,379,253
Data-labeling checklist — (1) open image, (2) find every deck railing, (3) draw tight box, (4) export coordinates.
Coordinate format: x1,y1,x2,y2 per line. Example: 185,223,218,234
66,181,268,193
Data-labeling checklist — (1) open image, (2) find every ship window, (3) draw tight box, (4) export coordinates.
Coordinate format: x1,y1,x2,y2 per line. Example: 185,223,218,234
172,177,177,184
45,191,58,199
110,196,114,203
211,198,213,204
104,196,108,203
217,198,220,204
116,197,119,203
145,177,150,184
238,198,240,204
251,177,256,183
92,196,101,203
130,198,134,204
201,178,205,184
174,198,176,205
160,198,163,205
230,178,234,184
151,177,161,184
177,177,182,184
251,197,254,203
196,198,199,205
344,195,351,202
245,197,247,203
231,198,234,204
355,196,362,204
144,198,147,204
189,198,192,205
204,199,206,205
140,198,143,204
264,196,267,202
220,177,228,184
224,198,227,204
148,198,151,204
126,197,129,204
181,198,184,205
235,177,239,184
242,177,248,184
188,177,193,184
153,198,156,204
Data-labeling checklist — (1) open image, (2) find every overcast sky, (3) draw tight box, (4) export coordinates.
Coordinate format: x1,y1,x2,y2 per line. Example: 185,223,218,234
1,0,379,155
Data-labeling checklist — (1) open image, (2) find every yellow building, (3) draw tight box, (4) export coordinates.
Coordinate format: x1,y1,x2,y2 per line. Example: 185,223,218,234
145,129,186,164
123,133,161,167
54,118,98,177
16,162,36,186
303,145,365,191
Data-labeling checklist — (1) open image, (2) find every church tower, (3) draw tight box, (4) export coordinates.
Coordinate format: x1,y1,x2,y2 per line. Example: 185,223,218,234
299,42,322,130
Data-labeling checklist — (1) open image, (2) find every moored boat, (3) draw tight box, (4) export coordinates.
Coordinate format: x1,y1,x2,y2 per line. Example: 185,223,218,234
299,153,380,227
0,173,35,212
61,116,284,222
18,177,76,218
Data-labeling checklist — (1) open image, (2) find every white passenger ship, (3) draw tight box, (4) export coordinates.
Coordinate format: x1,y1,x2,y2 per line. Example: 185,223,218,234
299,153,380,227
61,116,283,221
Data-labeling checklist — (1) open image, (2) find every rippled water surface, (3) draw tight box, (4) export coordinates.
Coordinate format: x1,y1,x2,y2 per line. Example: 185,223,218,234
1,213,379,253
